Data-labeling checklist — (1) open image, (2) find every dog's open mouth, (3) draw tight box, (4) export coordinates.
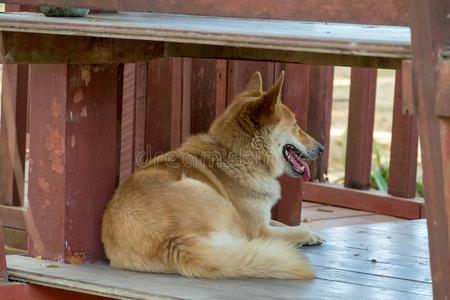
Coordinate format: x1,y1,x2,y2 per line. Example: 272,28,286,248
283,144,310,181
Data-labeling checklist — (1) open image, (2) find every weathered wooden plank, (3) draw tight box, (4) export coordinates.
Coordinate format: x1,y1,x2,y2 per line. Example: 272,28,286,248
303,182,424,219
388,71,419,198
344,68,377,190
134,63,148,167
2,227,27,251
2,0,410,25
181,58,192,141
307,66,334,181
27,64,120,262
0,64,28,206
146,58,183,158
0,205,26,230
190,59,227,134
273,63,310,225
410,1,450,298
0,12,411,62
6,253,430,300
0,31,165,64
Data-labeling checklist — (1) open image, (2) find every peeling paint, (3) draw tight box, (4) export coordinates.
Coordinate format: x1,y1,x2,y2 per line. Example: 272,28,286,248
81,66,91,86
37,177,50,192
46,128,65,174
80,106,88,118
51,97,62,118
71,135,76,148
67,251,86,265
73,88,84,104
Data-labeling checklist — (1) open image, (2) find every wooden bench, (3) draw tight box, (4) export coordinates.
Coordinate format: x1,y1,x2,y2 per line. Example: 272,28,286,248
0,1,449,299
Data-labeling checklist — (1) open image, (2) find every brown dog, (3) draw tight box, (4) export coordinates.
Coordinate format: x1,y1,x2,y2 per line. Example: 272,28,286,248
102,71,324,279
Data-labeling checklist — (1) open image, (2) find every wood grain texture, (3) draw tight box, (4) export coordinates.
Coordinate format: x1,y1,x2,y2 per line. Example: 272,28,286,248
273,63,310,225
388,71,419,198
410,0,450,298
344,68,377,190
6,220,432,300
190,59,227,134
0,12,412,62
146,58,183,158
0,31,165,64
2,0,410,25
28,64,119,262
0,64,28,206
303,183,424,219
307,66,334,182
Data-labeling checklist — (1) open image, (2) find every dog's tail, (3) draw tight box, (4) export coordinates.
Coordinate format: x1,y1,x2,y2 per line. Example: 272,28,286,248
167,234,314,279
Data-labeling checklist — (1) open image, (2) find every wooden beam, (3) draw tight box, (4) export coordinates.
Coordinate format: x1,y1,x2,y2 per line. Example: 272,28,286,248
344,68,377,190
303,182,424,219
0,205,26,230
166,44,403,70
410,0,450,297
388,70,419,198
2,0,410,25
0,32,164,64
307,66,334,181
27,64,120,262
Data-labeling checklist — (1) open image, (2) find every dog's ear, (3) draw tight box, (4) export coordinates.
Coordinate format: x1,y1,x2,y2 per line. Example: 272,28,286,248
244,71,263,95
255,71,285,114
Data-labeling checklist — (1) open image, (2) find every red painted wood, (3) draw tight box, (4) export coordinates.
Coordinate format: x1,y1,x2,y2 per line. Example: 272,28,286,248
3,0,410,25
181,58,192,141
0,64,28,207
119,64,136,182
28,64,120,262
344,67,377,190
275,63,310,225
307,65,334,182
134,62,148,167
401,60,415,116
226,61,275,104
0,283,112,300
410,0,450,297
190,59,227,134
388,71,419,198
146,58,183,158
303,182,424,219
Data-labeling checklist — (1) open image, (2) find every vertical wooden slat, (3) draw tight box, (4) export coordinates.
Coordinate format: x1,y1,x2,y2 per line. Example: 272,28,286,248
344,67,377,190
388,70,419,198
226,60,275,103
134,62,148,167
28,64,120,262
119,64,136,182
146,58,183,158
410,0,450,297
307,65,335,182
181,58,192,141
0,64,28,206
190,59,227,134
274,63,311,226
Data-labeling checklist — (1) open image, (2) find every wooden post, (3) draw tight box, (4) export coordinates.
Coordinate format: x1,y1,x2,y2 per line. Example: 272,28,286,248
307,65,334,182
344,67,377,190
190,59,227,134
388,70,419,198
145,58,184,158
410,0,450,298
0,64,28,207
274,63,311,226
27,64,120,263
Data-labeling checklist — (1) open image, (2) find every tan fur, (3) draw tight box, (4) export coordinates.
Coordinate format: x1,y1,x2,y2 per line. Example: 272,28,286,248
102,71,324,279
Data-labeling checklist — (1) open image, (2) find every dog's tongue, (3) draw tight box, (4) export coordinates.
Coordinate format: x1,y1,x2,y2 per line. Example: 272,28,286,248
288,149,310,181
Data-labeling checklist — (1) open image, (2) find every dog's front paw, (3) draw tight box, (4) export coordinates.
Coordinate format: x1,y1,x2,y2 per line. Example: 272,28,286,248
303,232,325,246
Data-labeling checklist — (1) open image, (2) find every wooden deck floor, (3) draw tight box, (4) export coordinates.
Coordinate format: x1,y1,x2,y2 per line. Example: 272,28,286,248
302,201,401,230
6,220,432,299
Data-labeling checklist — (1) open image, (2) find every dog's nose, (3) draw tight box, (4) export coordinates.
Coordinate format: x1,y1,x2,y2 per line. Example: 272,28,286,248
317,144,325,155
